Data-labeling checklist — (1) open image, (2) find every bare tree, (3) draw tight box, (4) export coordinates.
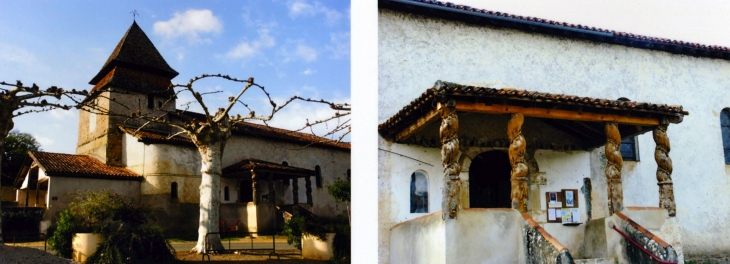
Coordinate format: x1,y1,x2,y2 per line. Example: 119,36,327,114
0,81,88,244
82,74,350,253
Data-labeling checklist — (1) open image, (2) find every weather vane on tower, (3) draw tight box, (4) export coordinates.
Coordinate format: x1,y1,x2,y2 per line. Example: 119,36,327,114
130,9,139,22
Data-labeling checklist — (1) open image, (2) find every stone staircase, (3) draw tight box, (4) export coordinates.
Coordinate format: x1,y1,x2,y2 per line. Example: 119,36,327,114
574,258,616,264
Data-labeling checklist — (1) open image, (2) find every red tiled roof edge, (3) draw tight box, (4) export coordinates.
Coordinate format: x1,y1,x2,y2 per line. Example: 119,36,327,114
28,151,142,181
378,80,689,137
222,158,317,177
380,0,730,60
118,126,196,147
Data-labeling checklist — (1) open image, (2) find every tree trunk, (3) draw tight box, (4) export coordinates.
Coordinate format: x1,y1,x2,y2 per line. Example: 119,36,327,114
0,116,14,245
191,141,226,253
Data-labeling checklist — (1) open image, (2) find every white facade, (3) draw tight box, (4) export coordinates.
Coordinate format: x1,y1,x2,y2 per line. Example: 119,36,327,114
379,7,730,262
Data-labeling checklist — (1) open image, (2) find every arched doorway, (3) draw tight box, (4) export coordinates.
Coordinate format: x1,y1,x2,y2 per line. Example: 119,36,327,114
469,150,512,208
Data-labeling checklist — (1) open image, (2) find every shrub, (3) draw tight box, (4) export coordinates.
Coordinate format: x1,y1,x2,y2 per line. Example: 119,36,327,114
47,190,175,263
1,207,45,238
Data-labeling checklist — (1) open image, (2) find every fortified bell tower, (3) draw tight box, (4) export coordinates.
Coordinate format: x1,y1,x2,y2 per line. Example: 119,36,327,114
77,21,179,166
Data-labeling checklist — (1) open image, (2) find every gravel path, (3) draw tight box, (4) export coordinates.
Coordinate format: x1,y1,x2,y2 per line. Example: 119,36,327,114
0,245,78,264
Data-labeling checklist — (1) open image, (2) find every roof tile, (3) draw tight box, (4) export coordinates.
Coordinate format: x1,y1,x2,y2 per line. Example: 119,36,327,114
29,151,141,180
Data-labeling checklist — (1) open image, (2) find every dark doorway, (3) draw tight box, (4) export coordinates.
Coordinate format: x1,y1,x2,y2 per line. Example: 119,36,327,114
469,151,512,208
239,180,253,203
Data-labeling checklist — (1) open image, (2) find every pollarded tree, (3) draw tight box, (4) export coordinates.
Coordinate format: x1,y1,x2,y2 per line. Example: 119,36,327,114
0,81,88,244
82,74,350,253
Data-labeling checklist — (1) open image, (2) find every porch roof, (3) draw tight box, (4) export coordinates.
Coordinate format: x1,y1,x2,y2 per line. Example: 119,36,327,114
378,81,689,150
222,159,316,180
14,151,143,184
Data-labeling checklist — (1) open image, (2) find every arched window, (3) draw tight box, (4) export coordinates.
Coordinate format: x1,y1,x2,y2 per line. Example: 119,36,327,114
224,186,230,201
315,165,322,188
722,109,730,164
171,182,178,201
410,171,428,213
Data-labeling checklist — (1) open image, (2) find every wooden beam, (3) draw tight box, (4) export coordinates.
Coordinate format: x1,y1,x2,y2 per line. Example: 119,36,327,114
395,108,440,142
456,102,660,126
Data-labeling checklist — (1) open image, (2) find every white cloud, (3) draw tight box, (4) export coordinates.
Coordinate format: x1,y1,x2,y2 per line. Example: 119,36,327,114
296,44,317,62
302,68,316,75
153,9,222,43
287,0,343,25
325,32,349,59
226,29,276,60
34,135,54,148
49,108,75,120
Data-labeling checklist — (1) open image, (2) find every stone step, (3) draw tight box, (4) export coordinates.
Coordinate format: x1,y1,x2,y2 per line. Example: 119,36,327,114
574,258,616,264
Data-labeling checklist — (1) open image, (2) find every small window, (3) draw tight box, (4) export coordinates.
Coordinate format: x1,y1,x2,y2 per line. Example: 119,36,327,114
620,136,639,161
315,165,322,188
171,182,178,200
158,101,162,108
722,109,730,164
224,186,230,201
147,94,154,109
410,171,428,213
347,169,351,180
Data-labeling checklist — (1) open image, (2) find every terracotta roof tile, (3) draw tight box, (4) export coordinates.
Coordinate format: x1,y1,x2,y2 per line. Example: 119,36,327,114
378,80,689,138
29,151,141,180
381,0,730,60
178,111,350,151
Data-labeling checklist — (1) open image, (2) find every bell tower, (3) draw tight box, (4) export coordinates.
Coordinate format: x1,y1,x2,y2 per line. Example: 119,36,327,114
77,21,178,166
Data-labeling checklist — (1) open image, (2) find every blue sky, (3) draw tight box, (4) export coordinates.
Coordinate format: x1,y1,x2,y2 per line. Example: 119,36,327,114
1,0,350,153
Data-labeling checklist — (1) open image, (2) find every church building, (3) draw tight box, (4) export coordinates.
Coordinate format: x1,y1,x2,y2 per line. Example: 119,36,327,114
14,21,350,238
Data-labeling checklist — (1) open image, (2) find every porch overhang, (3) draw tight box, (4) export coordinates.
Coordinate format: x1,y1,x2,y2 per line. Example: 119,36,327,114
378,81,688,150
222,159,316,181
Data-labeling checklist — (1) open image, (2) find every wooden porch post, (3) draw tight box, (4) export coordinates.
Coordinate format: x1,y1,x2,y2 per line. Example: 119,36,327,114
605,122,624,215
654,120,676,216
440,99,461,220
508,113,529,212
251,169,259,204
305,176,313,206
292,177,299,205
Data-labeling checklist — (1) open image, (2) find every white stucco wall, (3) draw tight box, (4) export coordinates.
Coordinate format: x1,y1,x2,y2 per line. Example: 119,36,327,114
380,8,730,259
122,131,350,220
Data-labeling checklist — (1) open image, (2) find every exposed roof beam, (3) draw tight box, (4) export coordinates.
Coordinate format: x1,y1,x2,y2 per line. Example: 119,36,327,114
457,102,660,126
394,108,440,142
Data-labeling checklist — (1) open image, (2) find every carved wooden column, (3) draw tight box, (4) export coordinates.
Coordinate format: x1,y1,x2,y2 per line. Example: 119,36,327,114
251,169,259,204
292,177,299,205
440,99,461,220
654,120,676,216
305,176,313,206
605,122,624,215
508,113,529,212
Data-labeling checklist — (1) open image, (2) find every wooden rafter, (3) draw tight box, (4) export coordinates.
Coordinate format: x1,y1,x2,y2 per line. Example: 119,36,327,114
394,108,440,142
456,102,661,126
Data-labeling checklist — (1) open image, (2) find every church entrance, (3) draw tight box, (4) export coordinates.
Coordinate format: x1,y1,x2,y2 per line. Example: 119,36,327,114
469,150,512,208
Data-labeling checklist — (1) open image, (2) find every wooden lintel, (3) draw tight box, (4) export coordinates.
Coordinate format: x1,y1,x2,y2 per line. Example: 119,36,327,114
456,102,660,126
395,108,440,142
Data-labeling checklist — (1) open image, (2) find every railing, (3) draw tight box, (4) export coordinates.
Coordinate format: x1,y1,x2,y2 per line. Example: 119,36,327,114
3,233,47,252
611,225,676,264
612,211,678,264
522,213,573,264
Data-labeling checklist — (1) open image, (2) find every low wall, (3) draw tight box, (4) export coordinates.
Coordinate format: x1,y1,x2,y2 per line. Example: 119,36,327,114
615,209,679,263
389,208,529,263
523,214,573,264
445,208,525,263
390,212,445,264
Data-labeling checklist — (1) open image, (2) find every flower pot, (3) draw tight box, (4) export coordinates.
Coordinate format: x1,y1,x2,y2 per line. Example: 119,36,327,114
301,232,336,260
72,233,102,264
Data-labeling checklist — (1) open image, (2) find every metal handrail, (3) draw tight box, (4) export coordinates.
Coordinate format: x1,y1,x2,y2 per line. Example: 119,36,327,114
5,232,47,252
611,225,677,264
201,231,292,261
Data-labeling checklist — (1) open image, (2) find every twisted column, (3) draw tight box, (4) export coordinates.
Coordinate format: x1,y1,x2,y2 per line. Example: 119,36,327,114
508,113,529,212
440,99,461,220
305,176,313,206
654,121,676,216
605,122,624,215
251,169,259,204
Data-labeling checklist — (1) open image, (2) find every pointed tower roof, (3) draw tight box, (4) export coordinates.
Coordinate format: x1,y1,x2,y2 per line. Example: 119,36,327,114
89,21,178,88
